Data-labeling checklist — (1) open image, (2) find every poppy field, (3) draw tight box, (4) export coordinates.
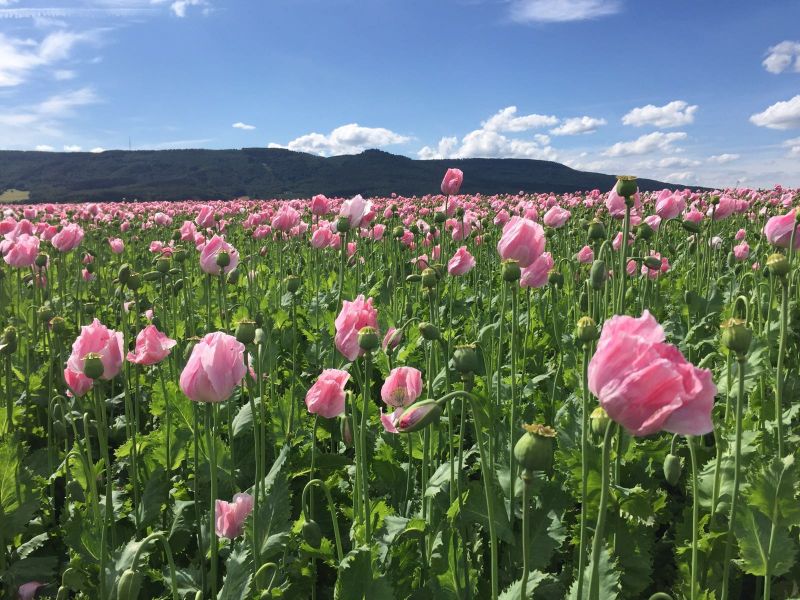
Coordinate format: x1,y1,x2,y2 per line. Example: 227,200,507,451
1,171,800,599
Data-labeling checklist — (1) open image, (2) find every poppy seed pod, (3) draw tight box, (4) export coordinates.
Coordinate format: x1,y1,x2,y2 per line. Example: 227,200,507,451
418,322,440,341
285,275,301,294
434,211,446,223
118,263,131,285
336,216,351,233
51,317,67,336
82,352,105,380
38,305,54,323
35,252,49,268
502,259,521,282
0,326,18,354
588,219,606,241
173,248,187,262
126,272,142,291
720,318,752,357
766,253,789,277
216,250,231,269
575,316,599,345
358,326,380,352
548,271,564,288
514,423,556,475
453,344,481,375
615,175,638,198
590,406,610,439
235,320,256,345
421,268,438,288
156,257,170,273
392,225,405,239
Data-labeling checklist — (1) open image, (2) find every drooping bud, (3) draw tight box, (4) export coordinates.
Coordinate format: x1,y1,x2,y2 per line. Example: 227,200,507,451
406,273,422,284
590,260,607,290
636,223,654,241
643,256,662,271
118,263,131,285
548,270,564,288
0,326,18,355
117,568,142,600
395,399,443,433
682,221,701,234
663,453,682,486
302,520,323,549
418,322,440,341
502,259,521,283
357,326,380,352
83,352,104,380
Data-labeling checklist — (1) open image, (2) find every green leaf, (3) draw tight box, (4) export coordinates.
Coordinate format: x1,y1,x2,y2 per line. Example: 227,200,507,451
232,401,254,438
567,542,620,600
447,480,514,544
499,570,548,599
746,455,800,527
218,544,252,600
136,466,169,528
734,502,797,577
334,547,394,600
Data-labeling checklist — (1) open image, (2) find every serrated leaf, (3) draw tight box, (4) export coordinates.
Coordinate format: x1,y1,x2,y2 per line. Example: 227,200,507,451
499,570,547,599
567,542,620,600
746,455,800,527
218,544,252,600
734,503,797,577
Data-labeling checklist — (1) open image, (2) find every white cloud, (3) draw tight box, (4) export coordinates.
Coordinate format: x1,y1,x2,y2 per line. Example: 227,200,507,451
38,87,98,115
783,137,800,156
34,144,54,151
0,30,90,87
63,144,81,152
750,95,800,130
603,131,687,157
167,0,208,17
508,0,621,23
482,106,558,132
232,121,255,130
269,123,410,157
54,69,75,80
622,100,698,128
549,115,606,135
665,171,695,183
90,146,104,153
763,41,800,74
708,153,740,164
654,157,700,168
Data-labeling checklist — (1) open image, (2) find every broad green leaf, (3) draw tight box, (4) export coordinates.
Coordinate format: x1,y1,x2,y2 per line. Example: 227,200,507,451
733,503,796,577
746,455,800,527
218,544,252,600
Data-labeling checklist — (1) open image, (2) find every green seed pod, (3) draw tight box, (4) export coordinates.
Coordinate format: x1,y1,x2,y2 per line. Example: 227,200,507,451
143,270,161,282
720,318,752,357
548,271,564,288
35,252,49,268
663,453,682,486
502,259,521,283
418,322,440,341
514,423,556,474
285,275,301,294
711,195,720,205
83,302,96,316
38,305,54,323
118,263,132,285
168,267,181,277
409,224,420,236
172,229,182,242
51,317,67,336
453,344,481,375
636,223,654,241
455,206,465,218
615,175,638,198
172,278,185,294
358,326,380,352
156,257,170,273
434,211,446,223
83,352,104,380
173,248,187,263
336,217,351,233
589,219,608,242
395,399,443,433
767,253,789,277
421,267,438,288
0,326,18,354
575,316,599,345
590,260,607,290
216,251,231,269
392,225,405,239
302,520,323,549
236,320,256,345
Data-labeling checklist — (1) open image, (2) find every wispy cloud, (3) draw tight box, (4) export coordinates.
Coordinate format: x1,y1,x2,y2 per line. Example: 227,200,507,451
232,121,255,130
508,0,621,24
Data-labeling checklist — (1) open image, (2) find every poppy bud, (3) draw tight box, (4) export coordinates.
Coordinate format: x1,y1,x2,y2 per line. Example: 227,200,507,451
590,406,610,439
236,320,256,345
392,225,405,239
85,261,96,274
663,453,682,486
302,520,323,549
643,256,662,271
183,337,200,362
156,257,170,273
0,326,17,354
173,248,187,262
118,263,131,285
117,568,142,600
575,316,598,345
51,317,67,336
340,415,353,447
396,399,443,433
358,326,380,352
434,211,446,223
720,318,752,357
514,423,556,476
143,271,161,282
590,260,607,290
406,274,421,284
453,344,481,375
38,305,54,323
83,352,104,380
502,259,521,283
548,271,564,288
127,273,142,290
636,223,654,241
226,267,240,285
682,221,701,234
418,322,440,341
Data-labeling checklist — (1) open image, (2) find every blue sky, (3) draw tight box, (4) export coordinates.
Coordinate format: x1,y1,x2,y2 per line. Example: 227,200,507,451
1,0,799,188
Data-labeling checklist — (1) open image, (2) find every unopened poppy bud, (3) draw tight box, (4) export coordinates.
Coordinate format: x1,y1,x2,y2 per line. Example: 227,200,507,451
418,322,440,341
434,211,446,223
421,267,438,288
302,520,323,549
38,306,53,323
766,253,789,277
514,423,556,475
453,344,481,374
85,261,96,274
118,263,131,284
502,259,521,282
340,415,353,447
173,248,187,262
156,257,170,273
590,260,607,290
455,206,465,218
643,256,662,270
216,251,231,269
336,217,350,233
117,568,142,600
226,267,240,285
84,302,96,316
682,221,701,234
183,337,200,362
143,271,161,282
358,326,380,352
663,453,682,486
575,316,598,345
83,352,104,380
548,271,564,287
590,406,610,439
588,219,606,241
720,318,752,357
236,320,256,345
0,326,17,354
616,175,638,199
396,399,443,433
285,275,301,294
409,224,420,235
35,252,49,268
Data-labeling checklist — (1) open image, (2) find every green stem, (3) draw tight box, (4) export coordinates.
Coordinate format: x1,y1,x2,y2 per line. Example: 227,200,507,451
588,421,618,600
301,479,344,563
520,477,531,600
206,403,219,598
577,344,591,600
687,436,699,600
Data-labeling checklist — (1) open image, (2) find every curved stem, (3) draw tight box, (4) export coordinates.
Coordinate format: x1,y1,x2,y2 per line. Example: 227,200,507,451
301,479,344,563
